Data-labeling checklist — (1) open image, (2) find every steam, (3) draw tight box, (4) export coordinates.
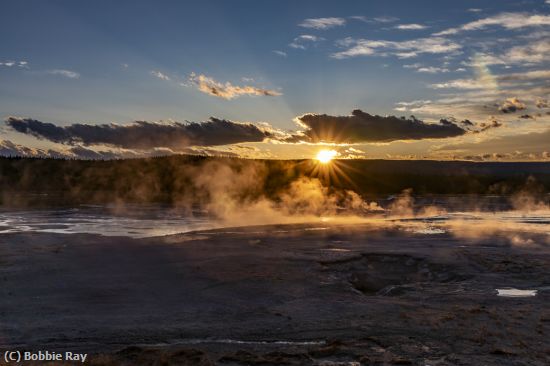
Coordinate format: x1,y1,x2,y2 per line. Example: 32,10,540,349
189,160,383,227
173,161,549,248
1,155,547,247
510,176,549,212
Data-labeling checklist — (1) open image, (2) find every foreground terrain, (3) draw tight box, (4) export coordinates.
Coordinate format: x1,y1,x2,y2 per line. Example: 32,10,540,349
0,223,549,365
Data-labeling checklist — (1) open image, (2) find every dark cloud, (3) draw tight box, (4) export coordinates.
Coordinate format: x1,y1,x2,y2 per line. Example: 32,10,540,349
498,97,526,113
6,117,271,149
476,117,502,133
536,98,548,109
291,109,467,143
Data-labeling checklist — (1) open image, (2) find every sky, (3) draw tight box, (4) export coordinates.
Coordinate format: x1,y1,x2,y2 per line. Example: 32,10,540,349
0,0,549,161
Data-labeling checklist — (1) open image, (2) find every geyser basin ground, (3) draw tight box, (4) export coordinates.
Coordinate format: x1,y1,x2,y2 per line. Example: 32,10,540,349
0,222,549,365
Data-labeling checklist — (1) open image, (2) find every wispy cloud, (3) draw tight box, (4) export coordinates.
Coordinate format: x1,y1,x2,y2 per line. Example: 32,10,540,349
372,16,399,23
47,69,80,79
395,100,432,111
431,69,550,89
465,39,550,66
272,50,287,57
0,60,28,68
403,63,450,73
298,17,346,30
331,37,461,59
349,15,368,22
417,66,450,73
348,15,399,23
396,23,428,30
189,73,282,100
403,63,423,69
151,70,170,81
434,12,550,36
289,35,324,49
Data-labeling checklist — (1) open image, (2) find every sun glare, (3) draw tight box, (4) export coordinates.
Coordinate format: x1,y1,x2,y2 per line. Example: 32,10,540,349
316,149,337,163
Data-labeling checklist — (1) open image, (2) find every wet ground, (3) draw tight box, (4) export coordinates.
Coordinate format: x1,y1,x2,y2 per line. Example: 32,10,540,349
0,221,549,365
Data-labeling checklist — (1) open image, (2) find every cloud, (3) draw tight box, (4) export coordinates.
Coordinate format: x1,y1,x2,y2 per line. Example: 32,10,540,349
395,100,433,112
298,17,346,30
349,15,368,22
431,69,550,89
0,139,56,158
331,37,461,59
5,116,273,149
468,8,483,13
499,39,550,64
189,73,281,100
434,12,550,36
289,35,324,49
287,109,468,143
498,97,526,113
417,66,450,73
151,70,170,81
468,40,550,66
536,98,549,108
372,16,399,23
67,146,122,159
348,15,399,23
0,60,28,68
403,62,450,74
47,69,80,79
0,139,200,160
476,117,502,132
272,50,287,57
435,129,550,157
396,24,428,30
431,78,492,90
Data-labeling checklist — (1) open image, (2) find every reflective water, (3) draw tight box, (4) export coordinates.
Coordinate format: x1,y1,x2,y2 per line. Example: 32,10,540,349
496,288,538,297
0,200,549,239
0,205,217,238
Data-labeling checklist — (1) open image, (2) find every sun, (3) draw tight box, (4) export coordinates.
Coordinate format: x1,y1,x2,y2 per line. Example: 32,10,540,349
316,149,337,163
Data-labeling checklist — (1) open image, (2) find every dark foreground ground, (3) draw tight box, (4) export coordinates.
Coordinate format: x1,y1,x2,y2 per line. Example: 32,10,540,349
0,224,549,365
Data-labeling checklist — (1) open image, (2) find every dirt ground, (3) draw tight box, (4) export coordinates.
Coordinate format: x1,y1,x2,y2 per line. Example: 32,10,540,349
0,223,549,365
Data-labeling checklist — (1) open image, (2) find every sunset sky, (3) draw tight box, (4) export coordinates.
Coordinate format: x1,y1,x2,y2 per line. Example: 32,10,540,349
1,0,549,160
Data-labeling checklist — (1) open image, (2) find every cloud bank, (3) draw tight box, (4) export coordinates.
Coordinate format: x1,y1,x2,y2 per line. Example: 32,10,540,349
288,109,468,143
5,117,272,149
